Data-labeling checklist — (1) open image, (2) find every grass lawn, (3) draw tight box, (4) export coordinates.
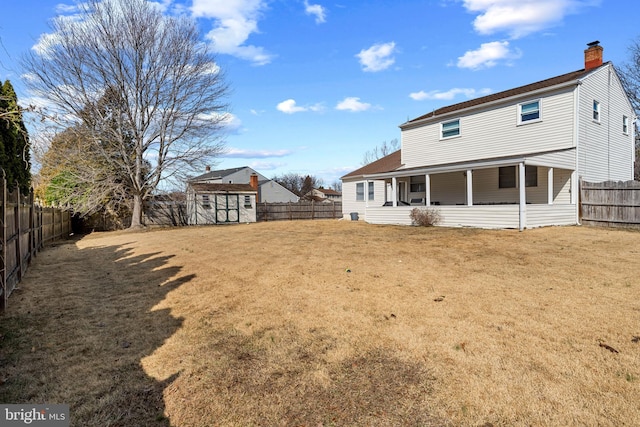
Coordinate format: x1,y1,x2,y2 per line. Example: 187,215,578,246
1,220,639,426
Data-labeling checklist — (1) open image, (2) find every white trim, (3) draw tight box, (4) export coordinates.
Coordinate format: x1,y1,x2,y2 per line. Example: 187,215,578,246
517,99,542,125
548,168,554,205
519,162,526,231
440,118,461,139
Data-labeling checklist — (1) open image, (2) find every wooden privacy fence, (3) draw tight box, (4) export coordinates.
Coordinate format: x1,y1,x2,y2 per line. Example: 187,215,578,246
257,201,342,222
1,181,71,310
580,180,640,228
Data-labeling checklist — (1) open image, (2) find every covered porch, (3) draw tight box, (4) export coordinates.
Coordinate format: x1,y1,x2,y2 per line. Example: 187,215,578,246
362,153,578,230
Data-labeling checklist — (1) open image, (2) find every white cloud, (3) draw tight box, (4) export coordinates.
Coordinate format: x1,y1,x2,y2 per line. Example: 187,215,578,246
462,0,599,39
276,99,324,114
223,148,293,158
409,87,492,101
191,0,274,65
356,42,396,72
304,0,326,24
335,97,371,112
456,41,521,70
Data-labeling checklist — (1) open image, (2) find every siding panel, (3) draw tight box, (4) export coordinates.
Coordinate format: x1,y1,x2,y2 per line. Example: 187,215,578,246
401,88,576,169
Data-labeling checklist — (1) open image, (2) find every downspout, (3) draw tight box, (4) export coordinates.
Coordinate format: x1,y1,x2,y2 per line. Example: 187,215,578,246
607,67,612,180
574,82,581,225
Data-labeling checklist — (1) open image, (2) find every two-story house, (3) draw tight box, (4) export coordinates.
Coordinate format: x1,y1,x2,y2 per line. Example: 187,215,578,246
342,42,635,230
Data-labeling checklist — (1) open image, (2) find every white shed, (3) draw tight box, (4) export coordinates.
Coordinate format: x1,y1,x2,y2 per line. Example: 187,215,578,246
186,183,257,225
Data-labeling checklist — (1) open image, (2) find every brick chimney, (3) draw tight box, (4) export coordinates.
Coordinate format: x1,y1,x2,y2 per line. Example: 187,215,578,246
205,165,211,172
584,41,603,70
249,173,259,202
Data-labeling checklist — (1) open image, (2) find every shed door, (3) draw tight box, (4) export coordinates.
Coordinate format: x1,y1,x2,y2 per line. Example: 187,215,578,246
215,194,240,223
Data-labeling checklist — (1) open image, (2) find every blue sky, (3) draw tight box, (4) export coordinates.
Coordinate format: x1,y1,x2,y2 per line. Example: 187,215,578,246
0,0,637,187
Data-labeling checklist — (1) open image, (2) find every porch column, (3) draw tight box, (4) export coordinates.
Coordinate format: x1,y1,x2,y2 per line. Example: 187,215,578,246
547,168,554,205
519,162,526,231
466,169,473,206
425,174,431,206
392,177,397,207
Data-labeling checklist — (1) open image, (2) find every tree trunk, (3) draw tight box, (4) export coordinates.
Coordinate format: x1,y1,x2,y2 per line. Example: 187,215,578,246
130,193,143,228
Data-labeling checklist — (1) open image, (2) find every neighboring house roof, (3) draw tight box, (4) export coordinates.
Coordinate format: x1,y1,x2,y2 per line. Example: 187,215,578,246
188,166,248,182
316,188,341,196
189,183,256,193
402,64,609,127
342,150,402,179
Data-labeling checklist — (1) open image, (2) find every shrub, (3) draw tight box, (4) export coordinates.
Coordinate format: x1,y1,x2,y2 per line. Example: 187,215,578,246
410,207,441,227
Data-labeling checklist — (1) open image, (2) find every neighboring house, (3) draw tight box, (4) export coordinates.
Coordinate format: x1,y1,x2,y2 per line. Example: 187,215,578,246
342,42,635,230
186,183,257,225
188,166,299,203
305,187,342,202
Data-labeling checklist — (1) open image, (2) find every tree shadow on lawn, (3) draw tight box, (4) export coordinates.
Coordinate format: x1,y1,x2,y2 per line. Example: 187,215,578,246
0,239,192,426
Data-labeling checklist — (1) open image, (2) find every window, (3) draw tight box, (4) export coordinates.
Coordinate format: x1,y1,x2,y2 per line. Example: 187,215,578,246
368,182,375,201
410,176,426,192
623,115,629,134
441,119,460,138
593,100,600,121
356,183,365,201
525,165,538,187
519,100,540,123
202,194,211,209
244,195,252,208
499,166,516,189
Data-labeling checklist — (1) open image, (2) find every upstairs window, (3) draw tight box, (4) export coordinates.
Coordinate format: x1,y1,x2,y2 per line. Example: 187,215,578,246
356,183,365,201
519,100,540,123
593,100,600,122
441,119,460,139
623,115,629,134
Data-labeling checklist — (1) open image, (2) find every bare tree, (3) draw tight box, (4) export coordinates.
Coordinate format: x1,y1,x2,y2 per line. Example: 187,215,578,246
22,0,229,227
273,173,324,197
618,37,640,180
361,138,400,165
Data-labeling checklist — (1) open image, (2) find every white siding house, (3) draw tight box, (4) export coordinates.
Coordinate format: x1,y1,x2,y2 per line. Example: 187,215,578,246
188,166,299,203
342,42,635,230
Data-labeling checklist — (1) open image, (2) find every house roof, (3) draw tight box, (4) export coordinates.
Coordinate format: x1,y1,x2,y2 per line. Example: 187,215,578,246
189,166,248,182
403,63,610,126
190,183,256,193
342,150,402,179
316,188,341,196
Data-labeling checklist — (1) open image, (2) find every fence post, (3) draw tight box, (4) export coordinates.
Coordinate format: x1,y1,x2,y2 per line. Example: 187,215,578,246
14,183,22,284
289,202,292,221
1,176,6,310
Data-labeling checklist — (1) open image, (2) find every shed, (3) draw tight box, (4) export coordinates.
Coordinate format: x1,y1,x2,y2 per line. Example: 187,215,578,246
186,183,257,225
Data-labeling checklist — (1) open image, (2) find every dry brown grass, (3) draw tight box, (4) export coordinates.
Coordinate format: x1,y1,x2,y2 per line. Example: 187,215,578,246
1,221,639,426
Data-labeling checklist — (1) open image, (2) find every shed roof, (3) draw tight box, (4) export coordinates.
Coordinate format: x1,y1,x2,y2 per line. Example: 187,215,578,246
190,183,256,193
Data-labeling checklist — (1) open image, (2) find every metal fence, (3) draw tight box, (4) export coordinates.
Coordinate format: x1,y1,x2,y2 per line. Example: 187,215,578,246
1,181,71,310
257,201,342,222
580,180,640,228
